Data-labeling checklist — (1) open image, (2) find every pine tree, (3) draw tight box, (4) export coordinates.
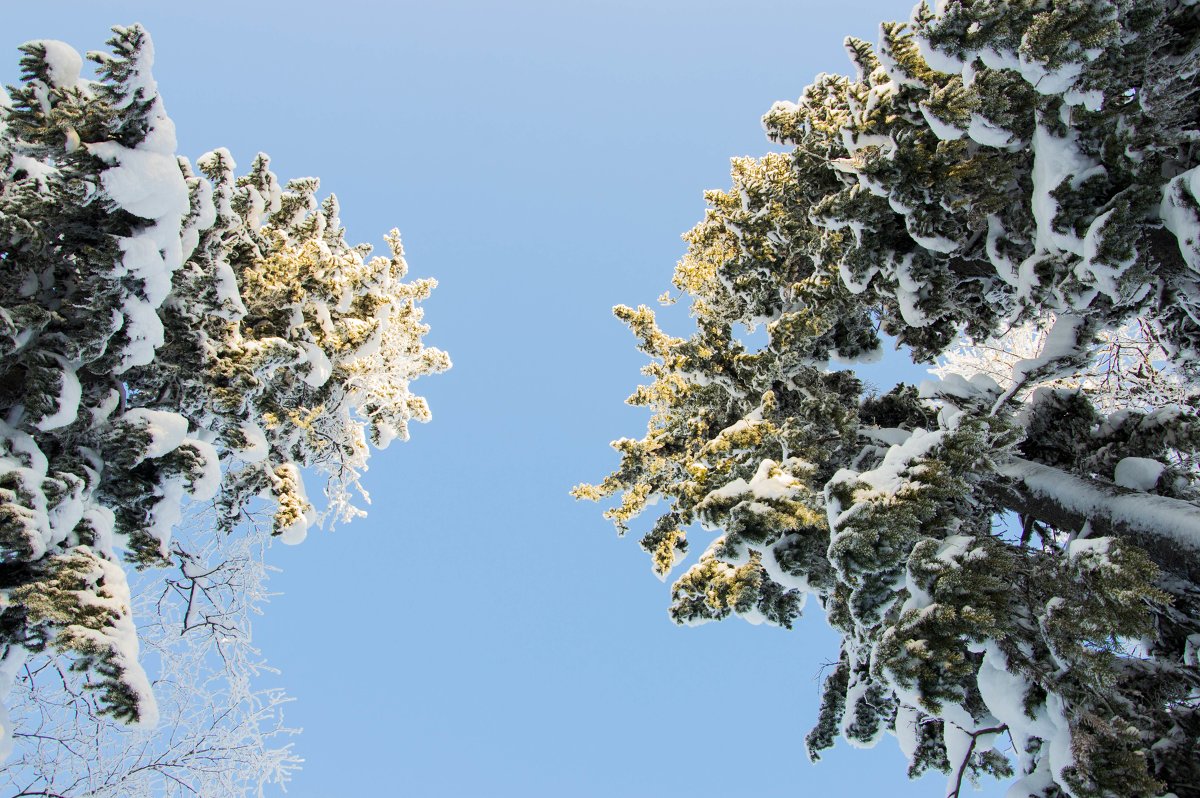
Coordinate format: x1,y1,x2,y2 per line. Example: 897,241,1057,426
0,26,448,760
578,2,1200,795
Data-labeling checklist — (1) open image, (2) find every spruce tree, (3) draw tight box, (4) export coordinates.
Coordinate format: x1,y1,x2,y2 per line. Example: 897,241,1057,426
578,2,1200,795
0,26,448,757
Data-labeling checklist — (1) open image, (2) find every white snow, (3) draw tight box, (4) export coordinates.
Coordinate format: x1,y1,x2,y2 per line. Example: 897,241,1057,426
25,40,82,87
1030,124,1094,258
913,34,964,75
33,356,81,431
986,215,1021,287
144,481,185,557
84,137,188,373
1065,536,1111,559
919,105,965,141
116,232,177,307
974,641,1077,796
83,552,160,729
88,142,189,222
970,45,1088,98
1023,59,1084,96
81,506,117,559
47,482,86,552
967,114,1015,148
827,428,945,530
977,47,1021,73
943,721,974,789
894,704,920,761
185,439,221,501
122,408,188,461
9,155,58,192
838,259,879,295
274,464,313,545
1113,457,1164,491
1064,88,1104,111
0,421,53,558
762,534,812,593
89,388,122,426
1078,208,1133,301
896,287,928,327
862,426,917,447
895,253,932,327
76,37,189,376
840,670,885,748
919,371,1002,403
907,228,960,255
234,421,269,463
994,315,1088,408
746,459,804,500
116,296,166,372
372,420,398,449
701,459,804,510
178,157,215,262
297,340,333,388
1159,166,1200,275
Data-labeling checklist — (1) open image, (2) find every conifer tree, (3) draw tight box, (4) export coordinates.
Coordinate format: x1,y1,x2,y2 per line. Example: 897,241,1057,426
0,26,448,759
579,2,1200,795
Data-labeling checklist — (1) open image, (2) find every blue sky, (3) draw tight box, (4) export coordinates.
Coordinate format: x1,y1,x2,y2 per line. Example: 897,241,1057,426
7,3,1006,796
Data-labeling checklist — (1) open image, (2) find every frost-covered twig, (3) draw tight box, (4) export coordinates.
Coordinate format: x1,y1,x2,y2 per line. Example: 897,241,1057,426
0,510,301,798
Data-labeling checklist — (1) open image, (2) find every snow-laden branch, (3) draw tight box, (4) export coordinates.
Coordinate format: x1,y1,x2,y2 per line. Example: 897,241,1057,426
995,456,1200,580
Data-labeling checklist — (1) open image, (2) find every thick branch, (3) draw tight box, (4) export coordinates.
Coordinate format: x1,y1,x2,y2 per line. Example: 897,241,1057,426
993,457,1200,581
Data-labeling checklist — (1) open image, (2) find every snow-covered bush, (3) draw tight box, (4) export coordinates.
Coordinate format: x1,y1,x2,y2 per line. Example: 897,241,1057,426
0,24,448,766
578,2,1200,795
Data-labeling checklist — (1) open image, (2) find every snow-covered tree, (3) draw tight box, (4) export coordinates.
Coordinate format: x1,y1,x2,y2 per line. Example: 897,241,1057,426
0,24,448,765
578,2,1200,796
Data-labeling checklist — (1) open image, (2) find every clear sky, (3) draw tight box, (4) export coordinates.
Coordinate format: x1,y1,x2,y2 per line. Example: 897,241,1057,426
6,2,1006,796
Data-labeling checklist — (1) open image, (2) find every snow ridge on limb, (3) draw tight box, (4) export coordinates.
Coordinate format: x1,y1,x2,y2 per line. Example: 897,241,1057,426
580,1,1200,795
0,25,449,769
995,456,1200,580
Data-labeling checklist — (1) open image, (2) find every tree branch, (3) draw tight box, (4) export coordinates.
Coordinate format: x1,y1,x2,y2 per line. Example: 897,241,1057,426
947,724,1008,798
